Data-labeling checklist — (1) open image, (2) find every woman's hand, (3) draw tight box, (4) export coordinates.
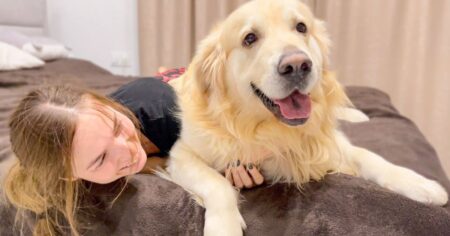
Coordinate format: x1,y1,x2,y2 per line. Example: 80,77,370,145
225,161,264,189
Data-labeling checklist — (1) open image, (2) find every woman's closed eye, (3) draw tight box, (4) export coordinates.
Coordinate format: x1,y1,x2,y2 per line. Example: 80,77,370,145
98,153,106,167
92,152,107,170
93,119,126,170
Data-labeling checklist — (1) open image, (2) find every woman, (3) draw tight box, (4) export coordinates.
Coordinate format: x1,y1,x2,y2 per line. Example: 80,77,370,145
3,73,264,236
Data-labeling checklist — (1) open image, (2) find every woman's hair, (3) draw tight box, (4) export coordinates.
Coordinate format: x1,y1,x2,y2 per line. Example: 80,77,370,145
3,85,139,236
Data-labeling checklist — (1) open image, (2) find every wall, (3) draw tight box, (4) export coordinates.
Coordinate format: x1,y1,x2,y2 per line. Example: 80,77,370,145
46,0,140,76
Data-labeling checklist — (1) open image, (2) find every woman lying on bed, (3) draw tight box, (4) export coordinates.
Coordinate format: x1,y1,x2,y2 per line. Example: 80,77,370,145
3,72,264,236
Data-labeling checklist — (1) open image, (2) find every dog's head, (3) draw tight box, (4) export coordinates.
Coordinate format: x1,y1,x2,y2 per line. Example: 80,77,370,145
190,0,340,127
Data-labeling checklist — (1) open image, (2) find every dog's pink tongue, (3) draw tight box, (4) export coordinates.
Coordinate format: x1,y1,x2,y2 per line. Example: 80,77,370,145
273,91,311,119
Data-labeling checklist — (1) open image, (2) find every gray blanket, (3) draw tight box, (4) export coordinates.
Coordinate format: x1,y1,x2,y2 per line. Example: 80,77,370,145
1,59,449,235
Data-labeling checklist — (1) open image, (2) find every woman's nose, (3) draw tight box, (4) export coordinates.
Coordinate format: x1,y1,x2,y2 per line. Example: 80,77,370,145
114,135,137,161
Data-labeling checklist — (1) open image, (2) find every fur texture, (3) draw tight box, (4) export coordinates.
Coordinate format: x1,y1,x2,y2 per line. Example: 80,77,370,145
165,1,448,235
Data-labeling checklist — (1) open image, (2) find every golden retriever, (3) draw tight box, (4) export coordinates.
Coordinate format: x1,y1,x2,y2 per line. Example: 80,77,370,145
165,0,448,235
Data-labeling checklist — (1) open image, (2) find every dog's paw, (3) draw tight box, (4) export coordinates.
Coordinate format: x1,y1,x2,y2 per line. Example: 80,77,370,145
382,167,448,206
204,207,246,236
336,107,370,123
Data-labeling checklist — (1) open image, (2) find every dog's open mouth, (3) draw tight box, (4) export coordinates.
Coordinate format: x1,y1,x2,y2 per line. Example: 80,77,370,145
251,83,311,126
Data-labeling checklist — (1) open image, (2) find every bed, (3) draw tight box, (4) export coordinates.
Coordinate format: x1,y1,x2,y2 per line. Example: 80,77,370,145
1,58,450,236
1,0,450,235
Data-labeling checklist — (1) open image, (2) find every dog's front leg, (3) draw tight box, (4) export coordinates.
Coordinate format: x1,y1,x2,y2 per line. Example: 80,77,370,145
166,141,246,236
337,132,448,206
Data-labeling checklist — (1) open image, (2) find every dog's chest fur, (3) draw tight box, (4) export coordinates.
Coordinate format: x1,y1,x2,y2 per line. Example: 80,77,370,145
182,123,345,184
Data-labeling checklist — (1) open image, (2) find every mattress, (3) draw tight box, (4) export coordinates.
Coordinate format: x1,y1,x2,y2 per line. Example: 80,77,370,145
0,59,449,235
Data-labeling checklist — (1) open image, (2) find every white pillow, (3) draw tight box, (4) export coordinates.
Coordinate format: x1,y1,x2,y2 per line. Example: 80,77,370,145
0,41,44,71
0,30,71,61
22,43,70,61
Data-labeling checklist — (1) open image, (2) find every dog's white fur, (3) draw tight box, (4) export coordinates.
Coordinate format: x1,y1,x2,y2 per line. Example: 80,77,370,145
165,0,448,235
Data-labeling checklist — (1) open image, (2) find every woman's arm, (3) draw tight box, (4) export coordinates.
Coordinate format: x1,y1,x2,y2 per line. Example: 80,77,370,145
138,155,266,189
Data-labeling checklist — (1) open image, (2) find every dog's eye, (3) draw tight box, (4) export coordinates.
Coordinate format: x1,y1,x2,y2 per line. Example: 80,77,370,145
243,33,258,47
296,22,307,34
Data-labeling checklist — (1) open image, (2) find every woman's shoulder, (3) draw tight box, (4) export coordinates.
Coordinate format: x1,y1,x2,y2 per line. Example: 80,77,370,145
109,77,178,123
110,77,175,103
110,78,177,114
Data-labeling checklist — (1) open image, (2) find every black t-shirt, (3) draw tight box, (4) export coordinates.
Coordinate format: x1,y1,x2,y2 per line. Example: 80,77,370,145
109,77,180,157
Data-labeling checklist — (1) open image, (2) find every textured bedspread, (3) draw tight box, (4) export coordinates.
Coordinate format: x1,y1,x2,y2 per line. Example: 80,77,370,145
1,59,449,235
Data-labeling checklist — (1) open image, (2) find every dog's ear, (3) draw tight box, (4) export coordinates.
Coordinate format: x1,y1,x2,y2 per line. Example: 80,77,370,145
312,19,331,68
190,26,227,94
313,20,351,107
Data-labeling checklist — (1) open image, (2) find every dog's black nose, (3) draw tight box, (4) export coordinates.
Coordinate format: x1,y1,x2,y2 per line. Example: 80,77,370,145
278,51,312,81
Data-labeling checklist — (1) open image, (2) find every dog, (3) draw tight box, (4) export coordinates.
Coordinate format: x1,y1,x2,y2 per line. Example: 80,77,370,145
165,0,448,235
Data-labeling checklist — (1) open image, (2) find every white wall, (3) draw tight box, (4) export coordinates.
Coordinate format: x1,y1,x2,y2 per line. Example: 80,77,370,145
46,0,140,76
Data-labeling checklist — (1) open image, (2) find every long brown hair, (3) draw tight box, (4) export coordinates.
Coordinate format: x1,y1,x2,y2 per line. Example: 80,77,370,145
3,85,140,235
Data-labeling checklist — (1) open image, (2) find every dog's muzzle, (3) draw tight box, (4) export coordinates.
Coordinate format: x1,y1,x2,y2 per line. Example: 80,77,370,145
251,83,311,126
278,50,312,88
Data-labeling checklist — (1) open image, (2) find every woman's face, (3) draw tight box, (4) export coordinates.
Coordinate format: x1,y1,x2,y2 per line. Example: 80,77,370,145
72,105,147,184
